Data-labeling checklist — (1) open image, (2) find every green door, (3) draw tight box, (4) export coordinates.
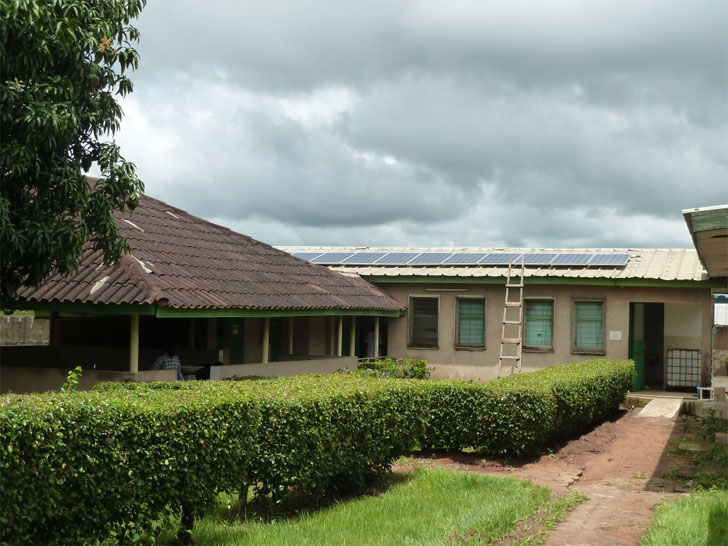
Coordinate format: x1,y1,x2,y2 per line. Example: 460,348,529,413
629,303,646,391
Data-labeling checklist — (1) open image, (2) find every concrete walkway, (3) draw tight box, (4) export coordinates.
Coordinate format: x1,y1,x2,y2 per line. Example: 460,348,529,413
637,398,683,419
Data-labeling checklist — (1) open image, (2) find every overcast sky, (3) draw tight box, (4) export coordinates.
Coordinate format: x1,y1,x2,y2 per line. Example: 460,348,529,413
115,1,728,249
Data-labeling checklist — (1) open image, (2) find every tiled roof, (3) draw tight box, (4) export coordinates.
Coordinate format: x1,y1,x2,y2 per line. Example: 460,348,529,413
17,197,404,313
279,246,709,282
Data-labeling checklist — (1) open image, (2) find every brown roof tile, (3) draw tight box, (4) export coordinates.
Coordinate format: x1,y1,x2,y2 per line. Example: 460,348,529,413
17,194,404,314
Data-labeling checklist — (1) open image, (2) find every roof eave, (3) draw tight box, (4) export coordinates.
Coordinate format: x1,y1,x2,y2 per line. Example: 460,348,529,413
6,299,404,318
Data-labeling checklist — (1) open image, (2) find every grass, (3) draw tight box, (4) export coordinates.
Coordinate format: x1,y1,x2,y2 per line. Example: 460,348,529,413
643,413,728,545
185,469,556,545
641,490,728,546
508,492,587,546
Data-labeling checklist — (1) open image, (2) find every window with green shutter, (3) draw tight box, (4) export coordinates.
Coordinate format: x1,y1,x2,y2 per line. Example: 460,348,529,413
573,300,605,353
409,296,439,347
456,298,485,347
524,300,553,349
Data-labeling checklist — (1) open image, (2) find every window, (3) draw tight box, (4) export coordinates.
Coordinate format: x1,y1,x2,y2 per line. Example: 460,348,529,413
456,298,486,347
573,300,605,353
524,300,553,350
409,296,438,347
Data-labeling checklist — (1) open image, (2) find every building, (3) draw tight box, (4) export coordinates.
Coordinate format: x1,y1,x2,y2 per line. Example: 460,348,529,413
1,193,404,393
281,241,726,387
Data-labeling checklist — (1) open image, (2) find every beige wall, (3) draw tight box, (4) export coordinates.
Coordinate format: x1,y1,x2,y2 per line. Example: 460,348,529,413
377,282,713,382
715,326,728,351
244,318,263,364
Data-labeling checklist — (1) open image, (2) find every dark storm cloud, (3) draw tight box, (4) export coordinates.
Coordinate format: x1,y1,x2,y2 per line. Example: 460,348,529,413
117,0,728,248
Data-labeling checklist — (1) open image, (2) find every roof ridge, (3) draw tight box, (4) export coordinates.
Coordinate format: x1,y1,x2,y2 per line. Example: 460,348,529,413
279,246,696,252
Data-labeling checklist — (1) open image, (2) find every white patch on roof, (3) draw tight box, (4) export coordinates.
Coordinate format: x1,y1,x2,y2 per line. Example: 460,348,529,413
122,219,144,232
166,211,180,219
89,276,110,296
132,256,153,274
94,263,103,271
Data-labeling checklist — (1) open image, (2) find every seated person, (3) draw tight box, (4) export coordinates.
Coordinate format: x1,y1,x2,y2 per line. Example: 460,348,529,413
151,343,183,381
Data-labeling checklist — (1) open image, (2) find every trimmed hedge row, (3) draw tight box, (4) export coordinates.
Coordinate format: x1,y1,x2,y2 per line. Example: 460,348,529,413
0,359,633,544
354,357,432,379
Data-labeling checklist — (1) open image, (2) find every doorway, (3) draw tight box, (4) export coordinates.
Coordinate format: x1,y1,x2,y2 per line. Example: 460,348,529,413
629,303,664,389
356,317,388,358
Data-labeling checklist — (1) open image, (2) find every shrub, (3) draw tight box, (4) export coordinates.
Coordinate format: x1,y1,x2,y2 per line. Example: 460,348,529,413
0,377,425,545
495,359,634,441
421,359,632,453
0,359,632,544
355,357,432,379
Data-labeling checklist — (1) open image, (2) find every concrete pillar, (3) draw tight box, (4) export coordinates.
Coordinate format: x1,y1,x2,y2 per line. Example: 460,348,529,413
374,316,380,358
336,316,343,356
129,314,139,373
262,317,270,364
328,316,335,355
349,316,356,357
288,317,294,354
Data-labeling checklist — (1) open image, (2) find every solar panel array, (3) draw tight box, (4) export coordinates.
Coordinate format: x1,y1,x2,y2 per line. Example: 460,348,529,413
291,251,631,268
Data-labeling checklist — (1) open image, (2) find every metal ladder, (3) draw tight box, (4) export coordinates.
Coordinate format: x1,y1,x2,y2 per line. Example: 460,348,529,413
498,257,525,377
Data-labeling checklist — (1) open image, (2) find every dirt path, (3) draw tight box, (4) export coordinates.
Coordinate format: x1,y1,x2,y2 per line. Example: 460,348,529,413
395,408,696,545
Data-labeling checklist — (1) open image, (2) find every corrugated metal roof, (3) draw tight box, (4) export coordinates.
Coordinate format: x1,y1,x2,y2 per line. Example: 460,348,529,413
683,205,728,278
16,196,404,313
279,246,709,282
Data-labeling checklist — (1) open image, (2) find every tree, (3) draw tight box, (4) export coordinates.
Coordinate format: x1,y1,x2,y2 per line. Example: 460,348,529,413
0,0,146,302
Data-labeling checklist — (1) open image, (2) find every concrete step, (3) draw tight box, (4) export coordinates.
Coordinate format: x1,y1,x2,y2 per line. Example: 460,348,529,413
637,398,683,419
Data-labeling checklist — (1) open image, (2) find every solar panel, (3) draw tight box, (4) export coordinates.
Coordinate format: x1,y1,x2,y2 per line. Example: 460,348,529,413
291,252,324,261
551,253,593,266
588,254,631,267
523,253,557,265
478,253,524,265
408,253,454,265
341,252,389,265
443,253,489,265
310,252,355,264
373,252,421,265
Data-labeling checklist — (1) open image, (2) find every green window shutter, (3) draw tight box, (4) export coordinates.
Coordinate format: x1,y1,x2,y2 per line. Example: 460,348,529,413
410,297,438,347
574,301,604,350
525,300,553,347
457,298,485,346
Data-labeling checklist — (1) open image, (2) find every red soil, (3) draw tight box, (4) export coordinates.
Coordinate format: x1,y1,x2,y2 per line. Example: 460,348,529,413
394,408,695,545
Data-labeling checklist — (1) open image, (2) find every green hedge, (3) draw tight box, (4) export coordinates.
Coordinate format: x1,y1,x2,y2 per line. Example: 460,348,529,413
0,359,632,544
354,357,432,379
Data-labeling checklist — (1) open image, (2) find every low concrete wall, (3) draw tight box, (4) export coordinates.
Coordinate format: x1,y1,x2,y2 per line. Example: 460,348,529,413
0,315,49,346
219,356,357,379
0,345,217,371
684,386,728,419
0,366,175,394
